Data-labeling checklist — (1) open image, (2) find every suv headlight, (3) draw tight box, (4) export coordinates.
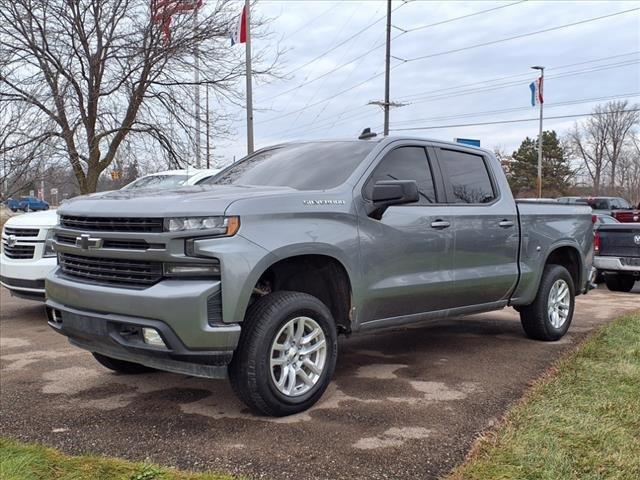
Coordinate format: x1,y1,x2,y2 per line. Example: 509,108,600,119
164,216,240,236
43,229,56,257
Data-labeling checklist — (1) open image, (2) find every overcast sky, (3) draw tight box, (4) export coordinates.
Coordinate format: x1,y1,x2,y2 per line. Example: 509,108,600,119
213,0,639,164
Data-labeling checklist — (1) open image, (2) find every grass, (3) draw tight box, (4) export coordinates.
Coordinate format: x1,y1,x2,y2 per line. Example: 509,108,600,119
448,310,640,480
0,438,236,480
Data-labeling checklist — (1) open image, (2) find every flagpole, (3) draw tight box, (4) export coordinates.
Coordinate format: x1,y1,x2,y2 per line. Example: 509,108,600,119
245,0,254,155
194,5,201,168
531,65,544,198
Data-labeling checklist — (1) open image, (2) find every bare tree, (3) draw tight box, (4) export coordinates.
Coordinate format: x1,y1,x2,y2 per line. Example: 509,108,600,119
0,0,279,194
567,100,639,194
0,101,57,199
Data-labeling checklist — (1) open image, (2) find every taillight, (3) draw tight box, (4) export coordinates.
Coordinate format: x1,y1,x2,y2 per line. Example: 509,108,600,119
591,214,597,223
594,231,600,254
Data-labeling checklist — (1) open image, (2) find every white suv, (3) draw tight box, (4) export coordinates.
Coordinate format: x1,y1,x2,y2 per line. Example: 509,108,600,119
0,168,223,301
1,209,58,301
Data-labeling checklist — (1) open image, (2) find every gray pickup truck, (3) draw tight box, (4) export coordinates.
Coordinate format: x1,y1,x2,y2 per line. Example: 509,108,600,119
46,137,594,416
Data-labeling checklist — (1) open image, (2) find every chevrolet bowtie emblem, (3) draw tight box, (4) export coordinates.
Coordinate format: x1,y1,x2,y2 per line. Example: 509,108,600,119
75,234,103,250
6,234,17,248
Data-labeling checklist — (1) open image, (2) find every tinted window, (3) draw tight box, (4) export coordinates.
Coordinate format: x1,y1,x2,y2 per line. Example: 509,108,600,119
207,142,376,190
438,149,495,204
583,198,609,210
364,147,436,205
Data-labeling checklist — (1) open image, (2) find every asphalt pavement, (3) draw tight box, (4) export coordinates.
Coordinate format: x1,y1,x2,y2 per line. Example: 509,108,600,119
1,285,638,479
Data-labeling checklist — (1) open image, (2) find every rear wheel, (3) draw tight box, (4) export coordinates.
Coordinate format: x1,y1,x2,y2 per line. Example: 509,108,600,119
604,274,636,292
92,353,155,374
229,291,338,417
520,264,575,341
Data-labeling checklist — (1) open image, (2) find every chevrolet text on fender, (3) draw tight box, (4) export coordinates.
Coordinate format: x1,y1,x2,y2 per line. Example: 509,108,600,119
45,136,595,417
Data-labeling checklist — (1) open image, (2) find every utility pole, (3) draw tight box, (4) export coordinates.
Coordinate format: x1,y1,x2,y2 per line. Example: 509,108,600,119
369,0,405,134
245,0,254,154
531,65,544,198
205,83,210,169
194,5,201,167
383,0,392,136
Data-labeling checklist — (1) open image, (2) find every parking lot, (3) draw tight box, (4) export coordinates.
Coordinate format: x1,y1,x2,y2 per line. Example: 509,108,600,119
1,285,638,480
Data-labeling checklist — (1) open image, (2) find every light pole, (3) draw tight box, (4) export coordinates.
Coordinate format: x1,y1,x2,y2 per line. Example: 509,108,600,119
531,65,544,198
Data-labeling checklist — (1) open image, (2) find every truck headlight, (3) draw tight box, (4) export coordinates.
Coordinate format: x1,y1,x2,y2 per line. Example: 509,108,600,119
43,229,56,257
164,216,240,236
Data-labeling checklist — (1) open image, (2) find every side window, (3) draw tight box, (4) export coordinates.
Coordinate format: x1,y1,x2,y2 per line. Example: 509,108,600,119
364,147,436,205
438,149,495,204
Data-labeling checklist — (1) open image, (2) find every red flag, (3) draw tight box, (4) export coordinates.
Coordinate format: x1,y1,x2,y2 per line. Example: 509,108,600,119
152,0,203,42
230,5,247,45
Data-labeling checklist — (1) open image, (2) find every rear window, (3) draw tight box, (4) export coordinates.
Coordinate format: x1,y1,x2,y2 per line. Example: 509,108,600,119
207,142,376,190
438,149,496,204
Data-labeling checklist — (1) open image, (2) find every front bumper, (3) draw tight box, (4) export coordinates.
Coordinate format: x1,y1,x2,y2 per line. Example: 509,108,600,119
45,271,241,378
0,252,57,300
593,256,640,274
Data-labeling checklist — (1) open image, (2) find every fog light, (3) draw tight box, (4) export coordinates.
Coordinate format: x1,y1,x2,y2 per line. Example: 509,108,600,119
142,328,166,348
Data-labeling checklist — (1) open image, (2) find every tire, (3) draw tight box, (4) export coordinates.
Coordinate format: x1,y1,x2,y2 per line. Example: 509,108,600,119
229,291,338,417
520,264,575,341
604,274,636,292
92,352,156,374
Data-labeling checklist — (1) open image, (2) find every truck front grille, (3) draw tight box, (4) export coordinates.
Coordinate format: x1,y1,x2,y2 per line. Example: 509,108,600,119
59,253,163,287
60,215,163,233
4,227,40,237
56,234,157,250
2,242,35,259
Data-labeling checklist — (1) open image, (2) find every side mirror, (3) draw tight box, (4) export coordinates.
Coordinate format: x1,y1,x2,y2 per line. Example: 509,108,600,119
366,180,419,219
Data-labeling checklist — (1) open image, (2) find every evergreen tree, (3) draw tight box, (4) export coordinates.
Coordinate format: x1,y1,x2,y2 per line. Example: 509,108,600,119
507,130,574,196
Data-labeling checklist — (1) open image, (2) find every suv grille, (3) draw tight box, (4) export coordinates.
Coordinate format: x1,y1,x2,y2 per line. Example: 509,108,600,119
60,215,163,233
59,253,163,287
4,227,40,237
2,242,35,259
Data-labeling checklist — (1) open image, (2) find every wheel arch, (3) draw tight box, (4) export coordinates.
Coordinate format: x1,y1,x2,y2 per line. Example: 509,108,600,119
246,252,354,333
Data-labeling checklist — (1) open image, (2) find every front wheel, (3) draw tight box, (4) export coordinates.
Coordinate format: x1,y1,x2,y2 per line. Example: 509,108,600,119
520,264,575,341
229,291,338,416
604,274,636,292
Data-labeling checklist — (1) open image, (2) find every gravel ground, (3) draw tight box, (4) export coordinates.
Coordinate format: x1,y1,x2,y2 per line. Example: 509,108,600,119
1,285,638,479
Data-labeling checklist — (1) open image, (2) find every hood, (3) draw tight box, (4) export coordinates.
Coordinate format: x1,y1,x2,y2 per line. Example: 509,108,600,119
58,185,297,217
5,209,58,228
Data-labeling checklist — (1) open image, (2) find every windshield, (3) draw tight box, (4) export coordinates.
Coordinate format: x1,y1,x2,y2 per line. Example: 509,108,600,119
206,142,376,190
122,174,190,190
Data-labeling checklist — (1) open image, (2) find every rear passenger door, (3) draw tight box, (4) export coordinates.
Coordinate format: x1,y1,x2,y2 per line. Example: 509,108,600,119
434,147,519,307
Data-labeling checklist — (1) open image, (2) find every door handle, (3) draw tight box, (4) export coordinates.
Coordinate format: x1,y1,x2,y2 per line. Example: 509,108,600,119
430,220,450,229
499,219,515,228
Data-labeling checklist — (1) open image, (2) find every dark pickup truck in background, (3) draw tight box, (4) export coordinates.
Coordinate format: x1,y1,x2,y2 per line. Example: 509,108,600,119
558,196,640,223
594,223,640,292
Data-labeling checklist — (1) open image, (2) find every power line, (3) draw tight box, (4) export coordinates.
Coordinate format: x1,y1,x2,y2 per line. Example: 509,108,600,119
405,60,640,105
260,0,527,103
278,91,639,139
390,93,640,126
404,0,527,32
264,58,640,134
257,10,638,124
275,1,407,80
395,51,639,101
389,109,640,131
401,7,640,63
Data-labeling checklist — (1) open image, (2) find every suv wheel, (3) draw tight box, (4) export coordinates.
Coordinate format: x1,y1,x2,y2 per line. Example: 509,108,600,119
520,264,575,341
604,274,636,292
229,291,338,416
92,353,155,374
